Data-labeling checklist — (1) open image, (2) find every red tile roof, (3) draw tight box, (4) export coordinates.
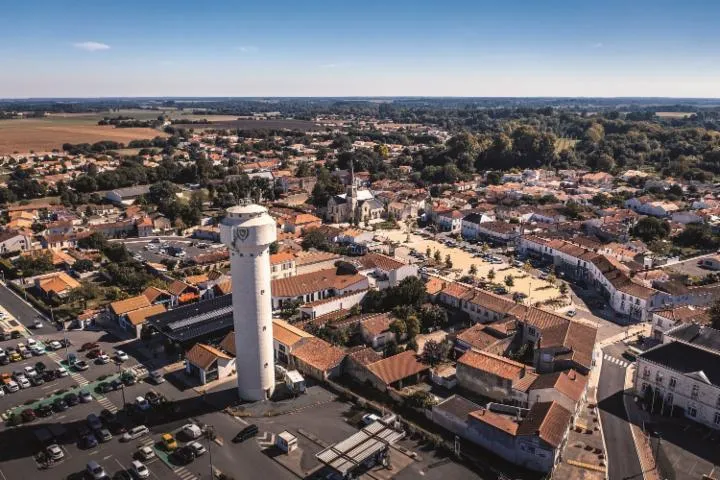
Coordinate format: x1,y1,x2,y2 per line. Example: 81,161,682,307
366,350,428,385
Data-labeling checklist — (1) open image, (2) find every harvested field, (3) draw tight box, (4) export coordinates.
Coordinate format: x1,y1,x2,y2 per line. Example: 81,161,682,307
656,111,694,118
0,118,165,154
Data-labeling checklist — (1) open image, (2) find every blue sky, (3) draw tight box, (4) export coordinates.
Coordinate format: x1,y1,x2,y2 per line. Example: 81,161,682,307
2,0,719,97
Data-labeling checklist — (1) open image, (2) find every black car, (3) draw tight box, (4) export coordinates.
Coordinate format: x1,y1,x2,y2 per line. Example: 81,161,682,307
78,434,98,449
52,398,69,412
106,419,126,435
110,379,123,390
97,382,113,394
174,445,195,464
30,376,45,386
0,355,9,366
64,392,79,406
100,409,116,423
232,424,259,443
145,391,162,406
58,338,71,348
11,331,21,339
34,404,54,417
42,370,56,382
35,361,47,373
122,374,136,386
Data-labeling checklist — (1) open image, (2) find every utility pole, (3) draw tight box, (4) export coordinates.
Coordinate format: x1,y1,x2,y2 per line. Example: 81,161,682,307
205,424,216,479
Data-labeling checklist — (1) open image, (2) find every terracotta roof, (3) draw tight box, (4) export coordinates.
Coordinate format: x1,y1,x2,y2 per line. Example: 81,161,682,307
653,305,710,324
457,349,526,381
218,331,236,356
530,370,587,403
366,350,428,385
290,213,321,225
292,250,340,267
468,408,519,436
126,304,167,326
37,272,81,295
214,279,233,295
425,277,446,295
184,273,209,286
512,371,539,392
361,313,395,337
110,295,151,316
356,253,406,272
456,324,502,351
142,286,170,303
517,401,572,448
347,347,383,366
185,343,233,371
271,268,366,298
291,337,346,372
270,252,296,265
273,319,313,347
167,280,193,296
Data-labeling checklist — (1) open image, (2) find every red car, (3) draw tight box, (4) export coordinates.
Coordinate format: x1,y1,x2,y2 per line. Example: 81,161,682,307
86,349,104,359
21,408,36,422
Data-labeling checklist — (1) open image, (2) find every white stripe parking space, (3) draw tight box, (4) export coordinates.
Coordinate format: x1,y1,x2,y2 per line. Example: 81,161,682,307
97,395,118,413
603,353,630,369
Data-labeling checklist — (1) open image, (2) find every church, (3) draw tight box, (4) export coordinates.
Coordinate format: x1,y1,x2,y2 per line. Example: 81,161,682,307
325,163,385,225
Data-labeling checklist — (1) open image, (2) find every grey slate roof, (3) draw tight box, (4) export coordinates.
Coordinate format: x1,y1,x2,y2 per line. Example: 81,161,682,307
639,341,720,387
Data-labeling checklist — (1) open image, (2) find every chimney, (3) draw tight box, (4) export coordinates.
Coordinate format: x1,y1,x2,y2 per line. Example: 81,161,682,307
568,370,576,381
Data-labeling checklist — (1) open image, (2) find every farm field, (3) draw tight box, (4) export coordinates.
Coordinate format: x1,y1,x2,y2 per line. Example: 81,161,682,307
555,137,578,152
655,111,695,118
0,116,165,154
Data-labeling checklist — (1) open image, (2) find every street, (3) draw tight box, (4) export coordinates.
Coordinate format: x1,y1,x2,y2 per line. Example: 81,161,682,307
597,343,643,480
0,282,56,335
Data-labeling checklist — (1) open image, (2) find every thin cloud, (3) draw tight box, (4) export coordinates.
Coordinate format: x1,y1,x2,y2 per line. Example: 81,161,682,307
73,41,110,52
237,46,258,53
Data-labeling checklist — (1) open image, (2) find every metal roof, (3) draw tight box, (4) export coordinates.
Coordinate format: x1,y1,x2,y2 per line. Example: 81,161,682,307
147,294,235,343
316,420,405,475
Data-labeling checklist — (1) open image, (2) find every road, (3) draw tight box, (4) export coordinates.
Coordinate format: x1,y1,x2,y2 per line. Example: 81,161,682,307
597,345,643,480
0,282,56,335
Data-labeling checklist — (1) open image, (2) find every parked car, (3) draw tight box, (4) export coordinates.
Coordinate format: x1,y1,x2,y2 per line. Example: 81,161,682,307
96,428,113,443
145,391,162,406
161,433,178,451
135,396,150,411
149,370,165,384
87,413,103,430
174,445,196,464
97,382,113,394
42,370,56,382
122,425,150,441
188,441,206,456
137,446,155,461
35,361,47,373
21,408,36,422
24,366,38,378
115,350,129,362
79,434,99,449
97,354,111,364
361,413,380,425
53,398,69,412
46,444,64,461
110,379,123,390
74,360,89,371
30,376,45,386
64,392,79,406
18,377,31,389
79,390,93,403
131,460,150,479
56,366,69,377
232,424,259,443
100,409,116,423
5,380,19,393
35,404,54,417
47,340,62,351
0,354,9,366
181,423,202,439
85,460,106,479
86,349,104,359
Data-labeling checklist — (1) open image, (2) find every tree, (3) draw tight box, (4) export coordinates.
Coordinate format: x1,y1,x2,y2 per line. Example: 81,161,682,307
301,229,330,251
546,273,557,285
444,254,453,269
389,319,407,339
280,299,302,320
422,339,449,366
419,305,448,331
469,264,478,277
504,275,514,287
433,249,441,263
405,390,438,410
269,241,279,254
384,339,399,357
405,315,421,339
395,277,427,309
425,246,432,258
559,282,568,295
77,232,108,251
72,259,95,273
103,243,130,263
632,217,670,243
488,268,496,281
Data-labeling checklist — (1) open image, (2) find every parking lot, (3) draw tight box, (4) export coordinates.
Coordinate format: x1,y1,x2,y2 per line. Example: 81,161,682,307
385,229,564,307
122,237,224,266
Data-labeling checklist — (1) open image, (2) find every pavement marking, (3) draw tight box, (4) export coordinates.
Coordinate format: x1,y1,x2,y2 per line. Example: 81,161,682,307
97,395,119,413
173,467,197,480
89,449,99,455
0,467,7,480
103,454,113,460
257,431,275,448
603,354,629,368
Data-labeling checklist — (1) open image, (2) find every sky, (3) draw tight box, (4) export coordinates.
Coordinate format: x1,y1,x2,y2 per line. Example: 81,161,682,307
2,0,719,98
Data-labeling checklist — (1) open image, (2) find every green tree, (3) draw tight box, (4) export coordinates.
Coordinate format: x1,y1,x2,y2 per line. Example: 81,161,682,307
444,254,453,269
405,390,438,410
632,217,671,243
469,264,478,277
77,232,108,251
406,315,421,339
504,274,514,287
14,252,54,277
488,268,496,281
301,229,330,251
559,282,568,295
425,246,432,258
395,276,427,309
389,319,407,339
433,249,441,263
419,305,448,331
421,339,449,366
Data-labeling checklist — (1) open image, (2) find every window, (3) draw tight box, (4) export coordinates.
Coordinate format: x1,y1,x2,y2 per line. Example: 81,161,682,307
715,412,720,425
691,384,699,400
669,377,676,390
688,405,697,418
529,327,536,336
666,393,673,406
655,371,663,384
643,367,650,379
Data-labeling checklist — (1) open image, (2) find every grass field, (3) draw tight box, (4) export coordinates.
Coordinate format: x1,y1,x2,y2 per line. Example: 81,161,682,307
555,137,578,152
0,116,165,154
656,111,695,119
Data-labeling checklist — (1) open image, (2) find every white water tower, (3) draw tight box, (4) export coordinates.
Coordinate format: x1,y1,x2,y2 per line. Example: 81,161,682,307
220,203,276,401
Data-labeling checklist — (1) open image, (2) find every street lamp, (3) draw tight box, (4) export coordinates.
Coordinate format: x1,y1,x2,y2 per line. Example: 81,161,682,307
116,362,127,408
204,424,216,479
